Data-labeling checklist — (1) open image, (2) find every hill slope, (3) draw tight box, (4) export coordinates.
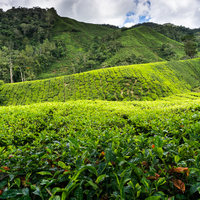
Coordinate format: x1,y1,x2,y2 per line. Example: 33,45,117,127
103,26,185,66
39,26,186,79
1,58,200,106
132,22,200,43
0,7,189,82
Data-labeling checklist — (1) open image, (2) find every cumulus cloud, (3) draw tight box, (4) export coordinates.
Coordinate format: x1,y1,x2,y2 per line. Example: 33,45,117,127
149,0,200,28
0,0,200,28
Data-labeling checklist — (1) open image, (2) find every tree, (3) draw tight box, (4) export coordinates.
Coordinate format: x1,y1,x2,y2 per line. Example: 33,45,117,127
1,44,15,83
0,80,5,105
182,35,198,59
160,43,176,61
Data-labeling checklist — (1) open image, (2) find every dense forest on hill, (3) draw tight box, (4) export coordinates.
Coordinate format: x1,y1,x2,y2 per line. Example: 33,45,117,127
132,22,200,48
0,7,199,83
0,7,66,83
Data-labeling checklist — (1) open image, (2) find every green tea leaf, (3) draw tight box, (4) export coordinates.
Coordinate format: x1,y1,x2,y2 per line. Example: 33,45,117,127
58,161,68,170
61,191,67,200
0,189,22,199
72,165,97,181
21,188,29,196
156,147,163,159
154,136,163,148
75,186,83,200
145,196,161,200
188,182,200,196
14,178,21,188
49,196,61,200
157,177,166,187
87,181,98,190
141,178,150,191
96,174,108,184
97,162,107,176
68,137,79,148
37,171,53,176
105,148,116,163
52,187,66,195
175,155,180,164
0,180,8,189
17,196,32,200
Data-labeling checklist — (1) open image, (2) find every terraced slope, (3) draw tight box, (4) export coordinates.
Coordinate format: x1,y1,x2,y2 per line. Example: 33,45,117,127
1,58,200,106
39,25,186,79
105,26,185,66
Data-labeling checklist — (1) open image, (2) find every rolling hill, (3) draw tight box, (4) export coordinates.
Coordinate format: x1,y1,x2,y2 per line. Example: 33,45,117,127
1,58,200,106
0,7,192,82
39,22,186,79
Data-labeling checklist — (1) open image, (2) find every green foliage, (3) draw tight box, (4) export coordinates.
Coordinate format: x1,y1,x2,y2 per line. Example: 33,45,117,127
133,22,200,43
182,35,198,58
160,43,176,60
0,7,53,49
0,8,190,81
0,97,200,199
0,80,5,105
1,58,200,105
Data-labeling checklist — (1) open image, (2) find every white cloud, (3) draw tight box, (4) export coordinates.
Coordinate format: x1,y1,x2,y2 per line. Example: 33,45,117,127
149,0,200,28
0,0,200,28
124,22,135,28
56,0,137,27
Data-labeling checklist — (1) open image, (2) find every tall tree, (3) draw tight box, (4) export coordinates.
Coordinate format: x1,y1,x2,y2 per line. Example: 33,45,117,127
182,35,198,58
1,43,15,83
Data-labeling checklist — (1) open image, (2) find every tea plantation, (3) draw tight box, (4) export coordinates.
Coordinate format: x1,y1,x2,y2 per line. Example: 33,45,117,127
1,58,200,106
1,59,200,199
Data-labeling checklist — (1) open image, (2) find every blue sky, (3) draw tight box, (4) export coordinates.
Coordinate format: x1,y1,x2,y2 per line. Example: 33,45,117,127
0,0,200,28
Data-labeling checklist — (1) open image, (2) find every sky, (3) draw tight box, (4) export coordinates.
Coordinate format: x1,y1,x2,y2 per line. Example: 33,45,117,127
0,0,200,29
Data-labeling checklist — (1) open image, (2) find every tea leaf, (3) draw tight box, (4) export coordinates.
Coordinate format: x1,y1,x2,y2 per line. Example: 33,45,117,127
157,177,166,187
105,148,116,163
174,155,180,164
96,174,108,184
14,178,21,188
68,137,79,148
75,186,83,200
154,136,163,148
58,161,68,170
145,196,161,200
37,171,53,176
172,179,185,192
156,147,163,159
0,189,22,199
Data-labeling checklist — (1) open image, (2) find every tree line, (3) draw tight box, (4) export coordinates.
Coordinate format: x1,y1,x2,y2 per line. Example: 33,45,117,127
0,39,66,83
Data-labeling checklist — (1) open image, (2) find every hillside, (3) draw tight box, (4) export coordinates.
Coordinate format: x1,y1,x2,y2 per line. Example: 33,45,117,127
132,22,200,43
102,26,185,66
0,7,188,83
1,58,200,106
39,25,186,80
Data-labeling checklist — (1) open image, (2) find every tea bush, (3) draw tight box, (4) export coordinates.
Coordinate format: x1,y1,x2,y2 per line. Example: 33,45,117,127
1,58,200,106
0,95,200,199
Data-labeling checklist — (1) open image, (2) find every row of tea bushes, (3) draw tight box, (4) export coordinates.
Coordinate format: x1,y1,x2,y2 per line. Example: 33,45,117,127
1,58,200,105
1,97,200,199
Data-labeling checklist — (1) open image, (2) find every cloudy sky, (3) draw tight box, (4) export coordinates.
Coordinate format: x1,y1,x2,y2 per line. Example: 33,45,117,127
0,0,200,29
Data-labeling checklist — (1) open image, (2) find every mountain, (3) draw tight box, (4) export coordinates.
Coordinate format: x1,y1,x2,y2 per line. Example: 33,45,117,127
0,7,190,83
132,22,200,43
37,18,187,80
